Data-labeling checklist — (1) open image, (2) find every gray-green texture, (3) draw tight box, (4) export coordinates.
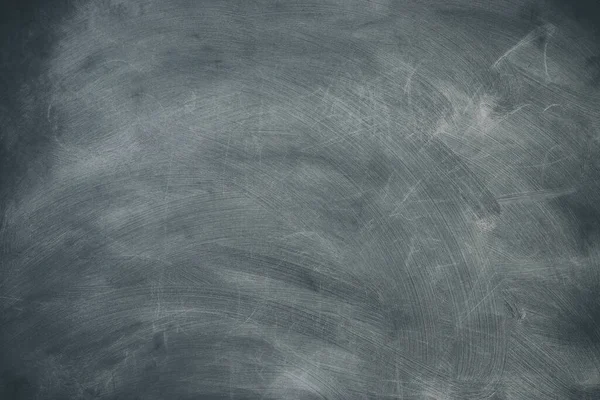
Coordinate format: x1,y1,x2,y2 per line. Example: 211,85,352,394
2,1,600,399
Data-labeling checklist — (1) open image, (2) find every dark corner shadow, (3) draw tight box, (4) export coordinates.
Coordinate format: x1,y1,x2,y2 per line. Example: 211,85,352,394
0,0,77,205
548,0,600,85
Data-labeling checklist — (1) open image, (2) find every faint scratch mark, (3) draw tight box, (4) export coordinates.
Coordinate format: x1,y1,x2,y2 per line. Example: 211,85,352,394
404,63,420,94
544,41,550,81
459,280,503,325
493,26,548,69
390,180,423,217
542,104,560,113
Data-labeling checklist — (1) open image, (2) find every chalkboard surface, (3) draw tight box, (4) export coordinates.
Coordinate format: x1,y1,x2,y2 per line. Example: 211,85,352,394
2,1,600,399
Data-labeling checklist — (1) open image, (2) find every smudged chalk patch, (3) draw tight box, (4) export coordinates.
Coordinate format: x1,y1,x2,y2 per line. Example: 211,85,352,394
2,0,600,399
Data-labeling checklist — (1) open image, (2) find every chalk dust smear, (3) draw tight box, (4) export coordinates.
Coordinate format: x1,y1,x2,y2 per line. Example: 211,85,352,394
2,0,600,399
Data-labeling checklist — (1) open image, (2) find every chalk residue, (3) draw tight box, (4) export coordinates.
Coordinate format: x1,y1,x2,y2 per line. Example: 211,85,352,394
2,1,600,399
